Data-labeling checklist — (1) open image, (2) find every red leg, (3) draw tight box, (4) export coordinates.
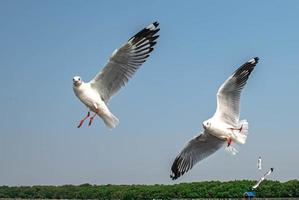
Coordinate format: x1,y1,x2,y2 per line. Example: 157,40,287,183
88,113,97,126
77,112,90,128
227,137,232,147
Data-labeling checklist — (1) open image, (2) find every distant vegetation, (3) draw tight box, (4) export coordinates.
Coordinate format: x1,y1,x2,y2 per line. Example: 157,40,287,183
0,180,298,199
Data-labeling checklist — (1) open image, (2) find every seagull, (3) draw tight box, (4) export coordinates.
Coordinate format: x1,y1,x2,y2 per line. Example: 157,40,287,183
252,168,274,189
170,57,259,180
258,156,262,170
72,22,160,129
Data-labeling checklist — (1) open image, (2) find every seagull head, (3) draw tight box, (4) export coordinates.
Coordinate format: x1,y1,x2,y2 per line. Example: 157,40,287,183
202,120,211,129
73,76,82,87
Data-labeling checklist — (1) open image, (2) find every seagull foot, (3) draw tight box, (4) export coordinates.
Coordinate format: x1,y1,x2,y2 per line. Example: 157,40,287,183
227,137,232,147
77,120,84,128
88,113,97,126
77,112,90,128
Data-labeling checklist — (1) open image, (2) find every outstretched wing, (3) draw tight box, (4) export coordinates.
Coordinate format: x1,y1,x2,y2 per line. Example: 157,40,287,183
90,22,160,102
170,130,224,180
213,57,259,125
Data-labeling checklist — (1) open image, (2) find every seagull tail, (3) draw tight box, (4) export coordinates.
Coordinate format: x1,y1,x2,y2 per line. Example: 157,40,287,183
233,119,249,145
102,112,119,129
225,120,249,155
225,145,239,155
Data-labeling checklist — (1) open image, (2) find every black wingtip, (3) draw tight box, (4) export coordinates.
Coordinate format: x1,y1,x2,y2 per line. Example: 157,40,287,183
170,174,177,180
248,57,259,64
170,172,179,180
153,21,159,27
128,22,160,44
170,156,183,180
271,167,274,172
145,21,159,31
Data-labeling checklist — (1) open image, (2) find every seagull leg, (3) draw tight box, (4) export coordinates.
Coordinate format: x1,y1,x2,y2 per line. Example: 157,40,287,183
227,137,232,147
77,112,90,128
88,106,100,127
88,112,97,126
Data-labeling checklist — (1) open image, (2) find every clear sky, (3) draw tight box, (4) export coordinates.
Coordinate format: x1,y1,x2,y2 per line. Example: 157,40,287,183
1,0,299,186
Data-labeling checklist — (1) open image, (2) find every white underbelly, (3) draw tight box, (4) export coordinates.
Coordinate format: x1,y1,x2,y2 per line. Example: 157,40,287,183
209,123,232,140
74,84,107,113
81,95,106,112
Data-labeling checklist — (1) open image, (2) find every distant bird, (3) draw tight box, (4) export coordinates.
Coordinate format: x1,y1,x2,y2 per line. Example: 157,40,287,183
258,156,262,170
73,22,160,129
252,167,274,189
170,57,259,180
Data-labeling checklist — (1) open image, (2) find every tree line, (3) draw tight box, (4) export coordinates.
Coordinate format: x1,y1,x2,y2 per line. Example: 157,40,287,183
0,180,298,199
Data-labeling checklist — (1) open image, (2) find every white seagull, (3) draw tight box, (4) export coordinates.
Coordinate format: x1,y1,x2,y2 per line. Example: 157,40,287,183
72,22,160,129
258,156,262,170
170,57,259,180
252,168,274,189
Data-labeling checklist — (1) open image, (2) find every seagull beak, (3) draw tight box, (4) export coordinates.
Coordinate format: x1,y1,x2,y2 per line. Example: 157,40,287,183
202,124,206,129
74,81,81,86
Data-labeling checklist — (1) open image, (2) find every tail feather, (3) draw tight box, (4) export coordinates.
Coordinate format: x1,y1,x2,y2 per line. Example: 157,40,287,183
102,112,119,129
232,119,249,144
225,145,239,155
225,120,249,155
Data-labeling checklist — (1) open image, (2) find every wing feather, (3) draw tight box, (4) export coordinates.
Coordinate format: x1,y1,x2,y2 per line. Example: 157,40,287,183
90,22,160,102
213,57,259,125
170,130,225,180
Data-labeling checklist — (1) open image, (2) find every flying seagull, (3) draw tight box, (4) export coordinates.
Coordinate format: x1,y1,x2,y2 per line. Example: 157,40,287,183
258,156,262,170
73,22,160,129
252,168,274,189
170,57,259,180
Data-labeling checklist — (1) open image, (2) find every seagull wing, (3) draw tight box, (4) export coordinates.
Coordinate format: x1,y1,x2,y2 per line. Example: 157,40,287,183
170,130,225,180
213,57,259,125
252,176,265,189
90,22,160,102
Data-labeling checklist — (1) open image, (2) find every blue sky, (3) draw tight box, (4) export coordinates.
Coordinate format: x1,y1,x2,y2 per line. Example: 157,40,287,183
0,0,299,186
